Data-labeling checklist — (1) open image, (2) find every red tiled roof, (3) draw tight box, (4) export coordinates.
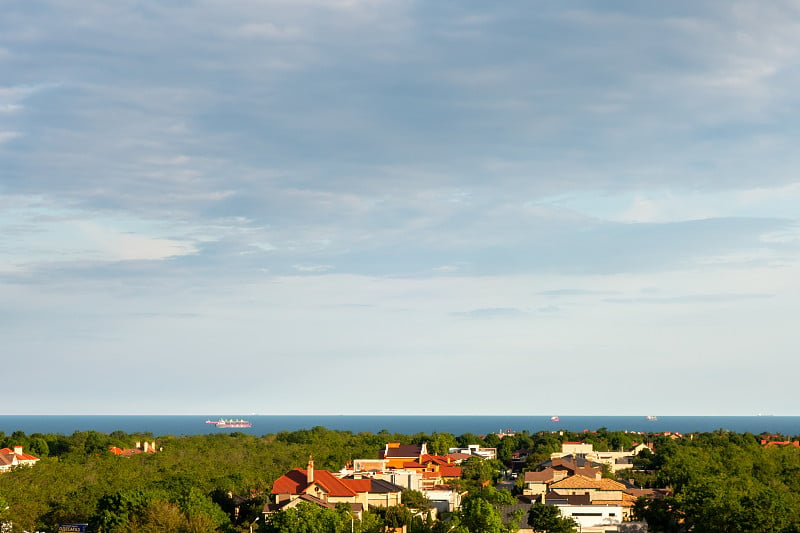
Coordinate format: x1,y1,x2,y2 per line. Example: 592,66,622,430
341,479,372,493
439,466,461,478
272,469,357,498
420,454,451,465
0,447,40,462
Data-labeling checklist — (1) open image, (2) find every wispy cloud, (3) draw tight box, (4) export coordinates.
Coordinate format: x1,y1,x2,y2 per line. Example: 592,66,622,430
452,307,527,319
603,293,773,305
3,1,800,414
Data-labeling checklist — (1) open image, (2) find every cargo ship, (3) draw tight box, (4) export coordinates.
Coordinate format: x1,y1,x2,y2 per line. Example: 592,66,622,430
205,418,252,429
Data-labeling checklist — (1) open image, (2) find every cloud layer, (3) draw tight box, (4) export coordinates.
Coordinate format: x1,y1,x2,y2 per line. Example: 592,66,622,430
2,0,800,415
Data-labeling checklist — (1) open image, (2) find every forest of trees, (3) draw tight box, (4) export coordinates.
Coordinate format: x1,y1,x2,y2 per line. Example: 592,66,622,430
2,427,800,532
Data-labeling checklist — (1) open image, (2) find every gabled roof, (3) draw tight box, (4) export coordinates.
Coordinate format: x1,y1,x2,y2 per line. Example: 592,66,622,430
341,478,372,493
420,454,452,465
369,479,405,493
274,469,405,498
271,469,357,498
550,475,626,491
524,469,556,483
0,448,40,462
541,456,602,471
447,452,473,461
439,466,462,478
382,444,424,459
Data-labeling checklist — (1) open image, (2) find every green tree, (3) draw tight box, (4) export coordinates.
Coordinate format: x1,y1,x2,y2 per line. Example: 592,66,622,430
262,502,353,533
402,489,432,511
527,502,577,533
428,433,457,456
459,496,507,533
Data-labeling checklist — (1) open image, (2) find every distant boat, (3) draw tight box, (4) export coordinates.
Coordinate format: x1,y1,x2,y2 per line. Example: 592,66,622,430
645,415,658,421
550,416,560,422
205,418,252,429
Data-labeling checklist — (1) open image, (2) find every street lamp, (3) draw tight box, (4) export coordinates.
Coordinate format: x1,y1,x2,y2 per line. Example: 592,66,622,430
249,516,260,533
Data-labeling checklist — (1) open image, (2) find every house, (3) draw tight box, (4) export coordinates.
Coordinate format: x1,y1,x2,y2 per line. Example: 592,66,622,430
550,442,653,473
543,491,625,532
523,459,603,497
0,446,40,472
380,443,427,469
109,441,159,456
447,444,497,460
761,440,800,448
267,458,404,518
549,475,627,502
559,442,594,456
548,475,635,520
522,469,558,496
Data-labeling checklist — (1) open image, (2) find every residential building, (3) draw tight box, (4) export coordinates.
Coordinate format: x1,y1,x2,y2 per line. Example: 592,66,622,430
0,446,40,473
380,443,427,469
447,444,497,460
267,458,404,518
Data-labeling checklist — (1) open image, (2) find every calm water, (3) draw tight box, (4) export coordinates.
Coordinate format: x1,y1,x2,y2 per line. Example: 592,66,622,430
1,415,798,437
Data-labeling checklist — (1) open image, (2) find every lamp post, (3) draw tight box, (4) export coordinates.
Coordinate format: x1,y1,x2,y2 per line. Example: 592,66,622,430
249,516,260,533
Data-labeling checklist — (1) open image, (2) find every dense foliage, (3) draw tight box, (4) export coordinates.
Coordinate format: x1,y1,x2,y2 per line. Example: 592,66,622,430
632,431,800,533
3,428,800,532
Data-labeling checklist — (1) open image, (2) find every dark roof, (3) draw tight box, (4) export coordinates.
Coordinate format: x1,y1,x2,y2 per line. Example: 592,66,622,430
544,491,591,506
264,494,331,513
538,455,602,470
264,494,364,514
383,444,424,458
370,479,405,493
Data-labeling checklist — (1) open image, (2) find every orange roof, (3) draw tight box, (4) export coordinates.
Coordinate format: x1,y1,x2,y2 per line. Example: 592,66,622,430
595,499,635,507
272,469,357,498
439,466,462,478
341,479,372,493
0,447,39,462
420,454,451,465
550,475,626,491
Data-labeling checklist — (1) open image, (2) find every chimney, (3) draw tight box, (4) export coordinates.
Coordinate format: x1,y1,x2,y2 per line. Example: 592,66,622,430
151,441,156,452
13,446,23,456
135,441,141,449
143,442,149,453
307,456,314,484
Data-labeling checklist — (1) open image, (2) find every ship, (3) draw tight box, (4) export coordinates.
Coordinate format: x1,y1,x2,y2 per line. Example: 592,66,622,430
205,418,252,429
550,416,560,422
645,415,658,421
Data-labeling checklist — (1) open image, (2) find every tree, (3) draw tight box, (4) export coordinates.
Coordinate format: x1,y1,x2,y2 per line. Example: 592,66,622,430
402,490,432,511
527,503,577,533
262,502,353,533
458,497,507,533
428,433,457,456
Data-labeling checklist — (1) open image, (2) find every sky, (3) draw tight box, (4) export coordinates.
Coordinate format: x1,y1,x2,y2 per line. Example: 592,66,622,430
2,0,800,416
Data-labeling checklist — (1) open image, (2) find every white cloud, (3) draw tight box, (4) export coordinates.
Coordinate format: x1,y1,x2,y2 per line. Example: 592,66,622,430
0,131,20,143
76,222,197,261
293,264,333,272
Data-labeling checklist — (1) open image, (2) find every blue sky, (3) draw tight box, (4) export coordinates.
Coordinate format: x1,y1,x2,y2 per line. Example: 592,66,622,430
2,1,800,415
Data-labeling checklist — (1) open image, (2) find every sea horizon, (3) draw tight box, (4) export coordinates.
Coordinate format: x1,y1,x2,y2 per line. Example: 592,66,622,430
2,414,799,437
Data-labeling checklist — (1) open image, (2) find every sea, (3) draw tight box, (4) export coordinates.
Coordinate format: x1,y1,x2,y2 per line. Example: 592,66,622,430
1,415,798,437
